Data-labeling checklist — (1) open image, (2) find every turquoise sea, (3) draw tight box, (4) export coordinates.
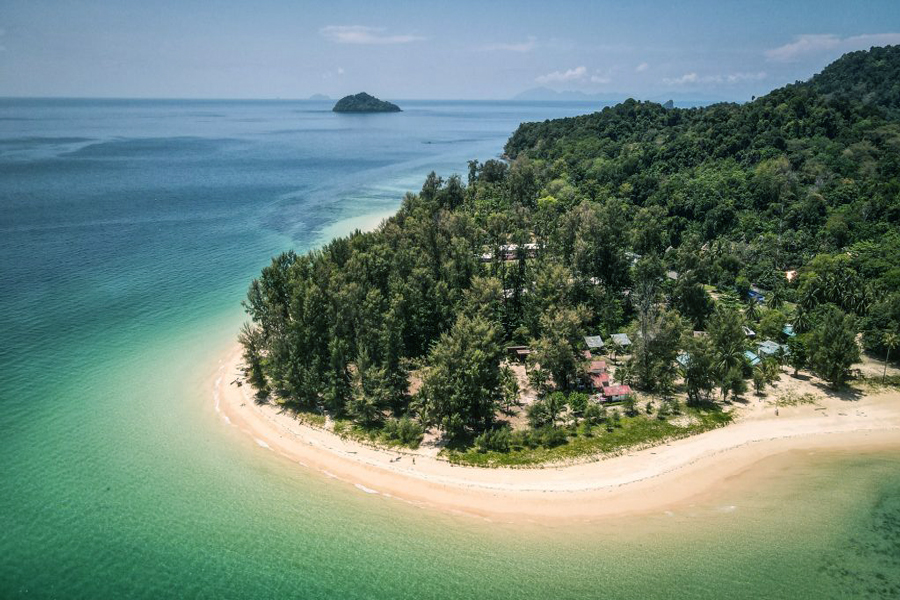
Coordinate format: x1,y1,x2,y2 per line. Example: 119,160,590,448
1,98,898,599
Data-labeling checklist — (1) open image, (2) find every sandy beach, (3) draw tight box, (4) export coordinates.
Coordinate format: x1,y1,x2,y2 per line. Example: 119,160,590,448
212,345,900,522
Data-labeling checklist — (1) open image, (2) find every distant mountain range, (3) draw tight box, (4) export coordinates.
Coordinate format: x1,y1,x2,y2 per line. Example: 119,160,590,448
307,94,331,101
512,86,729,106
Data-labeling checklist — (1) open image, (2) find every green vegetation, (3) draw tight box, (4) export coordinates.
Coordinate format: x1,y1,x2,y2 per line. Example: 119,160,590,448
771,391,821,407
241,47,900,464
284,406,327,427
806,304,861,388
446,406,731,467
334,416,425,449
332,92,401,113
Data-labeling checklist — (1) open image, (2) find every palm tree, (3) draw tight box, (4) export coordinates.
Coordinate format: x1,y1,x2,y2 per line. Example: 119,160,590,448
768,284,785,311
745,298,760,323
546,392,566,425
883,331,899,384
798,280,819,315
763,357,781,384
528,366,550,398
608,339,624,364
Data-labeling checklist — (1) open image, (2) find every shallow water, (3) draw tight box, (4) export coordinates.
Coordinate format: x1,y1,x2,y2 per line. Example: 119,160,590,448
1,98,899,599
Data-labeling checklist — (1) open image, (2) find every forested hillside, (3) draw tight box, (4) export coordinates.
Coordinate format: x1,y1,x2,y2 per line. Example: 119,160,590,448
240,46,900,457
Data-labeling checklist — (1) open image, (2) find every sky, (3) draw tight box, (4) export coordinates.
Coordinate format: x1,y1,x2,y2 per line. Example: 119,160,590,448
1,0,899,100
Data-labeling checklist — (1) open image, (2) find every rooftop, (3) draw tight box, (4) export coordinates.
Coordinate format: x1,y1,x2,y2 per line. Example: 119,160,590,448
588,360,608,373
610,333,632,346
603,384,632,397
744,350,761,366
584,335,605,349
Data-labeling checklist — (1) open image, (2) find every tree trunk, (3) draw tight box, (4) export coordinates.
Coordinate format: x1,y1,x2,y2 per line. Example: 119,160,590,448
884,346,892,384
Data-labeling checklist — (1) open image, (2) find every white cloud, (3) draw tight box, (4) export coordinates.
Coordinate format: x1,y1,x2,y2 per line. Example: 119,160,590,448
663,71,766,86
590,73,611,84
724,71,767,83
481,36,537,53
636,62,649,73
663,72,699,85
337,67,345,75
765,33,900,62
320,25,425,45
535,66,587,84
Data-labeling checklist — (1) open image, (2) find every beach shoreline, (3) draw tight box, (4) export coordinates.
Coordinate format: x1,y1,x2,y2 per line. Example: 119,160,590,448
212,344,900,522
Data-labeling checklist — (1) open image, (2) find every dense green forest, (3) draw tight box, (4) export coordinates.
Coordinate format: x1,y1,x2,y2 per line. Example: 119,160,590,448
241,46,900,458
332,92,402,113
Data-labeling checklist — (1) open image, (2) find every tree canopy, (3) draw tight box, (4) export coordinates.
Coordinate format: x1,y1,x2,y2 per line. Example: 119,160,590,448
240,46,899,447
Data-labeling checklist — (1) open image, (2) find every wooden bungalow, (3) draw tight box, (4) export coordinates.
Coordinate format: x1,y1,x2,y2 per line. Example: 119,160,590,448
584,335,605,350
505,346,532,363
601,384,633,402
588,360,608,374
590,372,610,390
610,333,632,348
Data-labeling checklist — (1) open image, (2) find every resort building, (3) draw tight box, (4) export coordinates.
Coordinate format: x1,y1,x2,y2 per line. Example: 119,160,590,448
744,350,761,366
584,335,605,350
601,384,633,402
610,333,632,347
757,340,789,358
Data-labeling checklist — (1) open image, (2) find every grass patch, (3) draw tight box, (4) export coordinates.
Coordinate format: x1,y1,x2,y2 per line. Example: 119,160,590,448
771,391,821,407
295,411,326,427
442,408,732,468
857,373,900,391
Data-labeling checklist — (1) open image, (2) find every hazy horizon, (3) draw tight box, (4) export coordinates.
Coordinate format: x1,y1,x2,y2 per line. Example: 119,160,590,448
2,0,899,102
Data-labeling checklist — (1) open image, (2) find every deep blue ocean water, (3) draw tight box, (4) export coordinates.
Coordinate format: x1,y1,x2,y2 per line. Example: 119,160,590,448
1,98,899,599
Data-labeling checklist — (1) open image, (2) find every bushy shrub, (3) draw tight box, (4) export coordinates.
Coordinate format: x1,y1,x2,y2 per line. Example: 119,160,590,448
536,426,568,447
526,398,552,428
382,416,424,448
622,394,638,416
474,427,511,453
510,429,539,450
567,392,588,417
578,420,594,437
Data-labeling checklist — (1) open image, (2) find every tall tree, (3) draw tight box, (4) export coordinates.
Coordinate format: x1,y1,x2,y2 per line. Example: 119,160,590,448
807,305,860,388
708,307,748,401
786,336,808,376
881,331,898,384
629,308,685,393
529,305,590,389
671,270,713,330
683,335,716,406
419,314,504,438
238,322,268,394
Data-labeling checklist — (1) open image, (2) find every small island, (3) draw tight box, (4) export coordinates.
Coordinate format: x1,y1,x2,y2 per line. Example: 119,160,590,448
333,92,402,113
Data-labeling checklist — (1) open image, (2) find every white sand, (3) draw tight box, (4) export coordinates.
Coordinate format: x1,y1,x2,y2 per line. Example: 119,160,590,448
213,345,900,521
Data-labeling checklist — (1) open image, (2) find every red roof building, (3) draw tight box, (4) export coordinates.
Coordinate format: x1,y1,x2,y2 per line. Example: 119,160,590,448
601,384,632,401
588,360,608,373
590,372,610,389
